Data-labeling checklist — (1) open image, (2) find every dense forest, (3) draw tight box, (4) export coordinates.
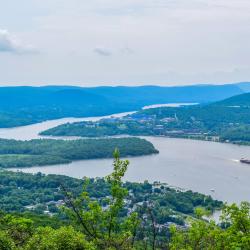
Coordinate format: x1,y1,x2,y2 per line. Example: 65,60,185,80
0,83,248,128
0,169,222,220
0,154,248,249
0,137,158,168
42,93,250,145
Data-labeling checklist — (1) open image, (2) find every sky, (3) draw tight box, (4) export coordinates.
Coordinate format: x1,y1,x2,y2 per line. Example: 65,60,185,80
0,0,250,86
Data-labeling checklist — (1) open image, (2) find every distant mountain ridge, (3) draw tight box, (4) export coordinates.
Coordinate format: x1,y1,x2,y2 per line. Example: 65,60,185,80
0,82,249,128
1,82,249,108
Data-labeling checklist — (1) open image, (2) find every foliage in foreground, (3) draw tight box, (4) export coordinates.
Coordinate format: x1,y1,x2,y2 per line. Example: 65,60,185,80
170,202,250,250
0,152,249,249
62,149,140,249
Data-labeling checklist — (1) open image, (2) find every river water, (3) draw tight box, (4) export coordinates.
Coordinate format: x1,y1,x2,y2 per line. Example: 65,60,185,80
0,107,249,204
0,111,134,140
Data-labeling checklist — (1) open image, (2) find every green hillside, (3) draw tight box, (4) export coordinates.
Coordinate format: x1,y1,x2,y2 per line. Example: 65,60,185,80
0,83,248,128
0,137,158,168
42,92,250,145
215,92,250,107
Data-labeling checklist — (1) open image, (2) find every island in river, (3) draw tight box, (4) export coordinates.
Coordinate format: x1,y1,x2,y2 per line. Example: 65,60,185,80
0,137,158,168
1,108,250,203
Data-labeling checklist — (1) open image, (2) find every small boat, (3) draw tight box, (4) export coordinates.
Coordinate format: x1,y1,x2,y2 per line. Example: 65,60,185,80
240,158,250,164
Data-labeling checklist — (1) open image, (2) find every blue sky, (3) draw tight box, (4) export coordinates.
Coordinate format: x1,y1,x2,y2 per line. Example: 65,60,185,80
0,0,250,86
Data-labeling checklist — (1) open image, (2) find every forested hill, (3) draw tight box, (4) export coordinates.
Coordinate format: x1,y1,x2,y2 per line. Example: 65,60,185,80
0,137,158,168
42,89,250,145
213,92,250,107
0,82,249,128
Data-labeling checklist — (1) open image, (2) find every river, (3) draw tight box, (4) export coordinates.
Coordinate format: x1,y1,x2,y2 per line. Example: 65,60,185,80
0,107,249,204
0,111,134,140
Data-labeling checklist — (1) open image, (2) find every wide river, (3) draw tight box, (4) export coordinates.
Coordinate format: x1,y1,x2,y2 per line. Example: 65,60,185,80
0,107,250,204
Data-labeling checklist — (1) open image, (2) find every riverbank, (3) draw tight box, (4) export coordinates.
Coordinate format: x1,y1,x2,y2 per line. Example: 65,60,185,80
8,136,250,204
0,110,250,204
162,133,250,148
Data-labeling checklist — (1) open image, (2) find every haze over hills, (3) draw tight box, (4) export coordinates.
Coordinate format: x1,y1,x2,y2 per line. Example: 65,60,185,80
0,82,250,128
1,82,250,108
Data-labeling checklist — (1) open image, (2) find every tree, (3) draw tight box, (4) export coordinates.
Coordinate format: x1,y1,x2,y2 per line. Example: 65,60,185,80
63,149,140,249
0,231,16,250
25,226,95,250
220,202,250,249
170,202,250,250
2,215,33,248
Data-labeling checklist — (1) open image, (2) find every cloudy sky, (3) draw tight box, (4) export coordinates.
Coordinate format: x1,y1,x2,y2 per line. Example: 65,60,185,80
0,0,250,86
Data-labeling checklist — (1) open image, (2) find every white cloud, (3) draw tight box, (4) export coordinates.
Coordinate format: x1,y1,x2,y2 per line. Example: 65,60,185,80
1,0,250,85
0,29,36,54
93,47,112,56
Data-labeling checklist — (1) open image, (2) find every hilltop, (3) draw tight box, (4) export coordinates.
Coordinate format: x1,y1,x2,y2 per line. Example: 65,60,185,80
214,92,250,107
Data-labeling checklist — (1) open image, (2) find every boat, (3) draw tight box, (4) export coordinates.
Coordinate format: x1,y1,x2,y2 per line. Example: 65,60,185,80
240,158,250,164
